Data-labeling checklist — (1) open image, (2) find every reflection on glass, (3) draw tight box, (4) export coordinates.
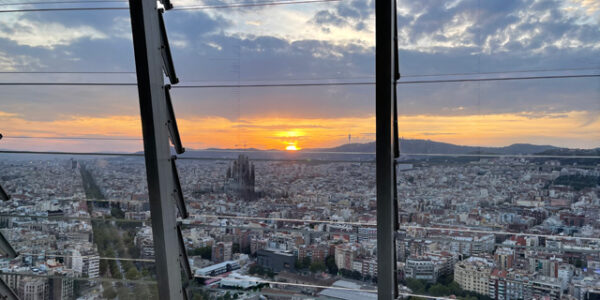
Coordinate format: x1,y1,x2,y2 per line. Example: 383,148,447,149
394,77,600,299
0,156,156,299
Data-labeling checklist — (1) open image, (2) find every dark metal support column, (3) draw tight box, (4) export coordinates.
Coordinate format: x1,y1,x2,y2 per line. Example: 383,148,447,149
376,0,396,297
128,0,184,299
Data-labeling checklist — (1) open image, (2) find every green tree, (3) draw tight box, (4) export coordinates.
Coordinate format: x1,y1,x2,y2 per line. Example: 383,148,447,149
325,255,338,275
116,286,131,300
189,246,212,260
133,284,151,300
428,283,450,296
309,261,326,273
302,256,311,268
99,259,108,276
447,281,463,295
405,278,426,294
102,286,117,299
125,267,141,280
232,243,240,254
111,207,125,219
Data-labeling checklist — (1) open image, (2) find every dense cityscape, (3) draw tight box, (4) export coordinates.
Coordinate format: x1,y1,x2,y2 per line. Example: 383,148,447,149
0,145,598,300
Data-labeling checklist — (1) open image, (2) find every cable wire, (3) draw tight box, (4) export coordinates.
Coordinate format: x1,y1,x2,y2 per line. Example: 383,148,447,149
401,66,600,78
196,283,459,300
0,0,341,12
3,135,142,141
0,71,134,74
399,224,600,242
0,82,135,86
400,152,600,159
0,149,144,157
195,276,459,300
399,236,600,254
173,73,600,88
0,66,596,78
0,270,157,284
2,73,597,87
0,149,376,163
19,252,155,263
0,6,127,12
0,0,126,6
195,275,378,294
173,0,341,10
195,213,376,227
3,149,593,161
0,212,148,223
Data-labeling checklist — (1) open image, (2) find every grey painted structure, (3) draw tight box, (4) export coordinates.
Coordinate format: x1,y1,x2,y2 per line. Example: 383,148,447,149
256,249,296,273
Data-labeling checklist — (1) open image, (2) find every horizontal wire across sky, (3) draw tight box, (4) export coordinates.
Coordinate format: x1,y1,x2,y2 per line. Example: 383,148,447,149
1,73,599,87
0,0,343,13
1,149,598,160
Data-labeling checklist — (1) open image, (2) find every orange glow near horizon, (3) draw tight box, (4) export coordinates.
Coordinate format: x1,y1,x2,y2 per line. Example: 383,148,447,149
0,110,598,151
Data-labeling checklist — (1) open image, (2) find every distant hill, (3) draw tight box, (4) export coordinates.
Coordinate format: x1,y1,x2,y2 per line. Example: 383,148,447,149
2,139,591,163
172,139,582,162
311,139,560,155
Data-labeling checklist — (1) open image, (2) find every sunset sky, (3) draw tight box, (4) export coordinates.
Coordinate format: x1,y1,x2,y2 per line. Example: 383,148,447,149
0,0,598,152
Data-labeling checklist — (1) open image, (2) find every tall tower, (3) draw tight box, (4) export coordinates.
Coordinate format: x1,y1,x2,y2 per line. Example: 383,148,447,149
225,154,256,201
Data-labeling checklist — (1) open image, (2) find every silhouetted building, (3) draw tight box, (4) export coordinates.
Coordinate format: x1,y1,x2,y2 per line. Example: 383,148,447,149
225,154,256,201
256,249,295,273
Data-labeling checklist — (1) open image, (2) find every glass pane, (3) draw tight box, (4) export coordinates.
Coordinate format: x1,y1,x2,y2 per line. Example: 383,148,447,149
395,77,599,299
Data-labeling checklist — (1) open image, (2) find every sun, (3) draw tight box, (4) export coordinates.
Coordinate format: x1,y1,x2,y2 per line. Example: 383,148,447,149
285,145,299,151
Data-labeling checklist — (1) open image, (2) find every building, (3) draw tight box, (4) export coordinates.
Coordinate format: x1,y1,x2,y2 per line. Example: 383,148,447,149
195,260,241,277
212,241,233,263
49,271,74,300
404,257,438,283
82,256,99,279
357,227,377,242
425,251,458,278
225,155,256,201
494,247,515,270
334,244,358,271
219,273,262,289
18,276,48,300
530,276,562,300
454,257,493,296
354,258,377,278
64,250,83,275
250,238,267,255
318,280,377,300
256,249,295,273
298,244,329,263
489,268,533,300
134,226,155,259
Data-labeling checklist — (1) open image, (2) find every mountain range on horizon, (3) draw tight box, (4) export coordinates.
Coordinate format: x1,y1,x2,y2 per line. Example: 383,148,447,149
177,138,600,161
2,138,598,161
197,138,599,154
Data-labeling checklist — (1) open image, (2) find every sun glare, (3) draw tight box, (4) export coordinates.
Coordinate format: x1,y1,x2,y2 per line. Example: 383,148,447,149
285,145,299,151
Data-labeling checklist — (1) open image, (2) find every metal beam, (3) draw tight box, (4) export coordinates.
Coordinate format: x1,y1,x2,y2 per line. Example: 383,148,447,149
0,185,9,201
128,0,184,299
375,0,396,298
0,232,17,259
0,277,18,300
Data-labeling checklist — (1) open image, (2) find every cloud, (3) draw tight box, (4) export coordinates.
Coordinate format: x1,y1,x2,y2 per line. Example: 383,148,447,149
0,17,107,49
